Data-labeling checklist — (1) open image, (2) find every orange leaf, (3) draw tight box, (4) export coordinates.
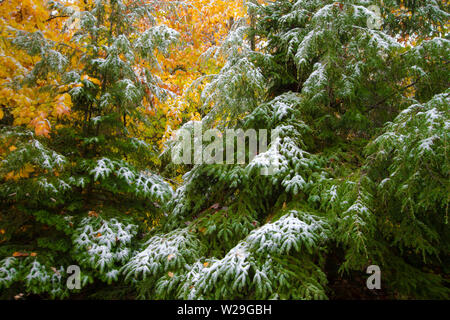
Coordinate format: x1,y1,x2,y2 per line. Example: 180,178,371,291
88,211,98,217
12,252,29,257
198,227,206,234
168,272,174,278
32,117,51,137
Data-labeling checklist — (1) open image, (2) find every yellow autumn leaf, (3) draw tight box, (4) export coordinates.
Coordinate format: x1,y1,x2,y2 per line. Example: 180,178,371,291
5,163,35,181
81,75,101,86
89,77,101,86
55,93,72,116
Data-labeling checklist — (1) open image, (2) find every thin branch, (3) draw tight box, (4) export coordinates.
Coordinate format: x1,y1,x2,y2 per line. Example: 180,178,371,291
45,15,70,22
368,60,449,110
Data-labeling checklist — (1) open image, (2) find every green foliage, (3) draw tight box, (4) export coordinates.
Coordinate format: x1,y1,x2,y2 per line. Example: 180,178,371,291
0,0,176,298
364,90,450,262
1,0,449,300
124,0,448,300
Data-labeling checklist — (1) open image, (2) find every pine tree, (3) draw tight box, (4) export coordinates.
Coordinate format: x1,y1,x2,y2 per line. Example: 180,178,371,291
0,0,448,300
123,0,449,299
0,0,176,298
